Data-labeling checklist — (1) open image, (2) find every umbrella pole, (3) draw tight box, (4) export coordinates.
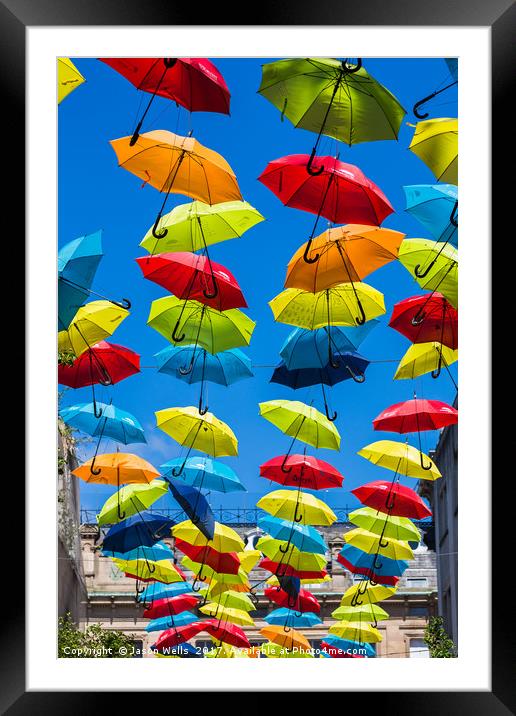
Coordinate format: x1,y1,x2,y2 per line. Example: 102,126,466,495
116,463,126,521
130,59,177,146
89,414,108,476
303,174,335,263
413,79,458,119
198,220,219,299
326,290,340,368
178,305,206,369
198,350,208,415
60,276,131,310
431,301,448,380
171,421,204,477
335,240,366,325
413,394,432,471
320,382,337,422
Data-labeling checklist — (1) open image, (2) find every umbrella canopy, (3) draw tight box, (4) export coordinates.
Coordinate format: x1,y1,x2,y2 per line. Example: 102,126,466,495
152,623,206,651
136,252,246,311
349,506,421,543
58,301,129,357
340,582,396,607
103,541,173,562
352,480,433,519
203,620,251,648
259,559,327,582
143,595,200,620
172,520,244,553
72,453,159,485
270,353,370,390
258,154,393,226
403,184,458,247
260,625,311,652
373,397,458,433
409,118,458,184
394,341,458,380
101,513,175,553
322,635,376,657
280,322,378,370
258,57,406,146
198,589,255,612
97,479,168,524
161,456,245,493
286,225,403,292
257,516,328,555
329,621,382,643
344,528,414,561
174,538,241,575
199,603,255,627
139,582,194,603
264,586,321,614
270,284,385,330
257,489,337,526
398,238,458,308
256,536,328,572
58,231,103,330
168,481,215,541
358,440,442,480
260,454,344,490
156,346,253,387
389,293,458,349
156,406,238,457
58,58,85,103
258,400,341,451
332,603,389,622
139,200,264,255
337,546,404,584
60,402,146,444
58,341,140,388
264,609,322,628
146,613,199,632
114,557,184,584
148,296,255,353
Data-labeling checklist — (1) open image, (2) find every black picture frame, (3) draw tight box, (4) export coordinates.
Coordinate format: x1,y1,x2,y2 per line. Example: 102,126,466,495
6,0,508,708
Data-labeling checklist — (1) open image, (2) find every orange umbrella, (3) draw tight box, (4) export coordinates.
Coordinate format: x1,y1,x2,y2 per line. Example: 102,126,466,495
110,130,242,241
285,224,404,293
72,452,160,485
260,625,312,653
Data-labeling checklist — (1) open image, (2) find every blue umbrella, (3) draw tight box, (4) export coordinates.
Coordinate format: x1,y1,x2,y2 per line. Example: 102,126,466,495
60,401,146,444
337,544,409,579
168,482,215,541
101,512,175,554
264,608,322,628
58,231,103,330
161,456,246,493
270,352,370,388
257,516,328,555
322,634,376,658
403,184,458,247
280,323,378,371
145,613,199,632
139,581,195,603
102,541,174,562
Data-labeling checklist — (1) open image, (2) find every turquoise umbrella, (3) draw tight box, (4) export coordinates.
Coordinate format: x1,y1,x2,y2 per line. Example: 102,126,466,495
145,613,199,632
102,541,174,562
257,516,328,555
139,581,195,603
264,608,323,628
161,456,246,493
403,184,458,248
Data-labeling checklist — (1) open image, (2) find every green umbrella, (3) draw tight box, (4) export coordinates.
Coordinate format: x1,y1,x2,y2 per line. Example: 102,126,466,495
96,479,168,525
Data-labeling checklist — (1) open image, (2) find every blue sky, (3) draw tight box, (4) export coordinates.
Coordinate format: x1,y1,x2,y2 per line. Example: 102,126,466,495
59,57,458,515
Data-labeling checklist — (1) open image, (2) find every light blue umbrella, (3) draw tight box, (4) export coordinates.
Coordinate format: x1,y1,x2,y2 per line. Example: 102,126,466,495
139,581,195,603
257,516,328,555
155,346,253,385
280,323,378,370
161,456,246,493
403,184,458,247
58,231,103,330
145,613,199,632
322,634,376,658
102,541,174,562
60,401,146,444
337,544,408,580
264,608,322,628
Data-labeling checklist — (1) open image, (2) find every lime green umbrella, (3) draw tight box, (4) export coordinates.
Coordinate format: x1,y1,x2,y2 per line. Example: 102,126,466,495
256,535,328,571
398,238,458,308
259,399,341,451
97,479,168,525
198,589,255,612
148,296,255,357
140,200,265,255
331,603,389,624
257,489,337,526
348,506,421,543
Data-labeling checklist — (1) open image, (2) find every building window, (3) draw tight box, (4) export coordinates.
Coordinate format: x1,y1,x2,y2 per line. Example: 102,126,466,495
408,606,429,617
406,577,428,588
409,638,429,658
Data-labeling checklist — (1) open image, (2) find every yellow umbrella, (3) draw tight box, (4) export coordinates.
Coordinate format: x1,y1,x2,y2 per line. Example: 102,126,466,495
398,238,458,308
237,550,262,574
199,603,255,627
266,574,331,586
260,626,312,653
259,400,340,451
331,603,389,623
181,556,249,585
394,341,458,380
112,557,183,584
156,406,238,459
172,520,244,553
207,581,251,597
358,440,442,480
348,506,421,543
408,118,458,184
340,582,396,607
58,58,85,104
329,621,382,643
198,589,255,612
256,536,328,571
344,527,414,561
96,479,168,525
58,300,129,357
257,489,337,526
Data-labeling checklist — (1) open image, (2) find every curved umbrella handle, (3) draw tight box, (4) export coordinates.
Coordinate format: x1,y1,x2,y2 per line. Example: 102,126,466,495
117,503,126,521
371,616,378,629
171,459,187,477
378,536,389,549
152,216,169,240
350,593,363,607
355,296,366,326
294,611,303,619
342,58,362,73
373,554,382,570
302,237,320,264
280,454,293,474
109,298,132,310
293,503,304,523
450,200,458,227
191,577,203,593
411,311,425,326
129,120,143,147
420,452,433,471
413,97,431,120
414,260,436,279
279,541,291,554
203,275,218,300
89,456,102,476
306,147,324,177
346,365,366,384
98,368,113,387
324,402,338,422
172,319,186,343
93,402,103,419
163,58,177,68
283,625,292,633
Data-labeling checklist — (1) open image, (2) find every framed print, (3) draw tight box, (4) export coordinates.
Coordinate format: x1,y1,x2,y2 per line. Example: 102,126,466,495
5,0,510,707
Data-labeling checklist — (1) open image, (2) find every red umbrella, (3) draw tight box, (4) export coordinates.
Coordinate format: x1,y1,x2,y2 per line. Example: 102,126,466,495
135,252,246,310
58,341,140,387
100,58,230,143
174,538,241,576
203,619,251,649
264,586,321,614
321,642,366,658
260,454,344,490
351,480,432,519
259,558,328,581
152,622,206,651
336,554,399,586
373,397,458,433
143,594,199,620
389,293,458,350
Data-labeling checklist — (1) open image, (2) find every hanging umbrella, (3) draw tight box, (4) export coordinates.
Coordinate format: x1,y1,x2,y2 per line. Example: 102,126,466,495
260,625,311,653
373,397,458,433
146,613,200,632
58,58,85,104
329,621,382,643
408,118,458,184
72,452,158,485
280,322,378,370
264,586,320,614
101,512,175,554
97,479,168,525
260,454,343,490
344,528,414,561
199,603,254,627
104,542,174,565
341,581,396,607
152,622,206,651
413,58,458,119
332,603,389,623
58,231,103,330
58,341,140,388
337,546,403,585
203,620,251,649
259,559,327,583
58,301,130,358
259,400,340,453
110,131,242,240
389,292,458,349
60,401,145,442
286,224,403,288
256,536,328,572
174,539,240,576
257,516,328,555
168,481,215,541
139,199,264,255
352,480,433,519
271,353,370,390
348,506,421,543
114,557,184,584
358,440,441,480
258,58,406,155
403,184,458,247
139,581,195,603
257,489,337,525
266,573,330,587
394,341,458,381
101,57,230,143
198,589,255,612
161,456,245,493
398,238,458,307
264,609,322,628
143,594,200,620
136,252,246,311
172,519,244,553
322,634,376,657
